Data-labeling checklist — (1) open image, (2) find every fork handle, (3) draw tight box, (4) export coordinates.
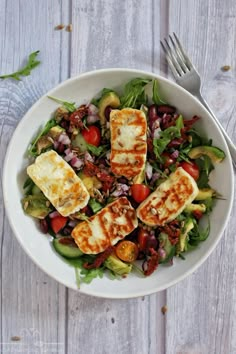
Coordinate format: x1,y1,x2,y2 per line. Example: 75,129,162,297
195,93,236,167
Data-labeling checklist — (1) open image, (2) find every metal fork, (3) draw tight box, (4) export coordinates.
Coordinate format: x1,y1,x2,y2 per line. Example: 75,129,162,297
160,33,236,166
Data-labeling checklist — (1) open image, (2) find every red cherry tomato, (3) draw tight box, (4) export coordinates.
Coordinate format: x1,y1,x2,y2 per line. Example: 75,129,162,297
161,152,176,168
179,161,200,181
138,228,149,251
115,241,139,263
50,216,68,234
81,126,101,147
130,184,151,203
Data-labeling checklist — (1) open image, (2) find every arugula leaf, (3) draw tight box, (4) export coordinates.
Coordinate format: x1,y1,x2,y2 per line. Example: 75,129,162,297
23,177,34,189
188,129,213,147
88,198,103,213
47,96,76,112
23,177,35,195
86,144,108,157
28,118,57,156
0,51,40,80
195,156,214,188
120,78,151,108
64,256,105,285
188,218,210,247
153,115,183,159
80,267,104,284
152,79,166,104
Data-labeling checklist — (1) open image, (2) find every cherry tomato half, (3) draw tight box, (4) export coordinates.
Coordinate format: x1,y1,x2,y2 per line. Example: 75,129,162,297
81,125,101,147
161,152,176,168
50,216,68,234
138,228,149,251
130,184,151,203
115,241,139,263
179,161,200,181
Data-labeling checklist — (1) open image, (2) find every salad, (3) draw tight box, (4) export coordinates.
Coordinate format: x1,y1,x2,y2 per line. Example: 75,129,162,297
22,77,225,286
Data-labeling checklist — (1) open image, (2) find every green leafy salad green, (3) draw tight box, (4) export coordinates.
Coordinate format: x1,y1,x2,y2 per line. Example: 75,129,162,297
21,77,226,287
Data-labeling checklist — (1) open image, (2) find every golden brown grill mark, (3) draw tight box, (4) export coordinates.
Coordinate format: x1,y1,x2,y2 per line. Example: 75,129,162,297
137,169,198,226
71,197,138,254
110,108,147,178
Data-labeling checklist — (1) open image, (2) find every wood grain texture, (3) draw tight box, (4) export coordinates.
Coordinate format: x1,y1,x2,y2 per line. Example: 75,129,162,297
0,0,235,353
0,1,69,353
166,1,236,353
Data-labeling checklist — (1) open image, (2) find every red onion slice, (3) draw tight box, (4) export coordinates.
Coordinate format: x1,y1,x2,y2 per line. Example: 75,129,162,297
87,103,99,115
86,115,100,124
64,152,75,162
68,220,78,228
58,133,71,145
84,151,94,163
70,156,84,169
170,150,179,159
49,211,60,218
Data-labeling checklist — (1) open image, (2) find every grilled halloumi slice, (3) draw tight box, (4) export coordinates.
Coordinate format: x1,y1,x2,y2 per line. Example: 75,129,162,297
27,150,90,217
137,167,199,226
71,197,138,254
110,108,147,178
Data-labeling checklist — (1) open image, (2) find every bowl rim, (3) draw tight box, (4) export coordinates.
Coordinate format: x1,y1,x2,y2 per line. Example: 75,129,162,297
2,67,234,299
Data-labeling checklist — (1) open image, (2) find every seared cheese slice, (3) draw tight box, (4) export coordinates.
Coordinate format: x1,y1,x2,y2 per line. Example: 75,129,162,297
27,150,90,217
137,167,199,226
71,197,138,254
110,108,147,178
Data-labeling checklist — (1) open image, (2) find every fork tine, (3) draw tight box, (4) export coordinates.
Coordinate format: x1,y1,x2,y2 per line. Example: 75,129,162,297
173,33,193,70
163,38,185,76
168,34,189,73
160,40,180,79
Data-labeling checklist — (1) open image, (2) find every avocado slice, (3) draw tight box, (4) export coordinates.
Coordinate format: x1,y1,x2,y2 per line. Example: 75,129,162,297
184,203,206,214
36,125,64,154
188,146,225,163
195,188,216,200
22,195,52,219
53,237,83,258
48,125,65,139
104,254,132,275
177,218,194,254
98,91,120,126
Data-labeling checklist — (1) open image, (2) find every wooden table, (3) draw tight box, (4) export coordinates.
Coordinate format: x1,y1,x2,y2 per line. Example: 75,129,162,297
1,1,235,353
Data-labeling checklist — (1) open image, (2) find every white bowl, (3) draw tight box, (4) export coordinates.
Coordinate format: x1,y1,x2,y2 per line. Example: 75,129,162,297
3,68,234,299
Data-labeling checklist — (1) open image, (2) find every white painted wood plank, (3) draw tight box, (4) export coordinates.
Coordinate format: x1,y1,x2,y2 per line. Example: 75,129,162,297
67,1,167,354
166,1,236,353
0,0,71,352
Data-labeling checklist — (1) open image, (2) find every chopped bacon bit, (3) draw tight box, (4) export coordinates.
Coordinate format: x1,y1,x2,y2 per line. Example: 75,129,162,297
157,105,176,115
192,210,203,220
83,161,100,176
69,105,88,129
83,246,114,269
167,137,185,148
161,220,181,245
183,115,200,127
160,114,178,130
143,248,159,276
147,137,155,157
